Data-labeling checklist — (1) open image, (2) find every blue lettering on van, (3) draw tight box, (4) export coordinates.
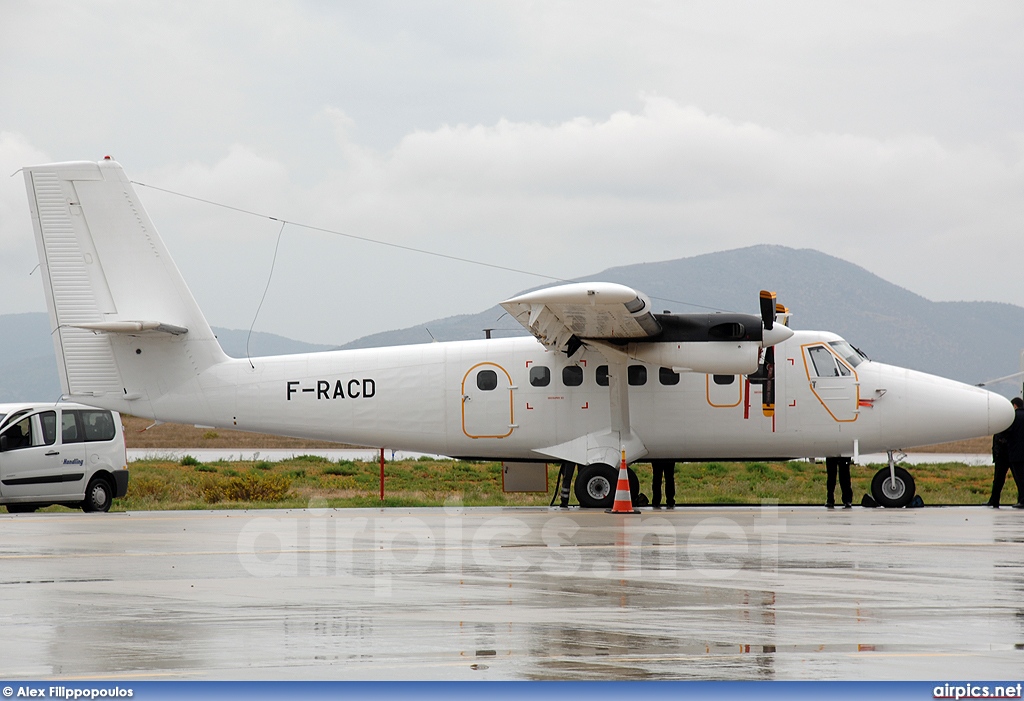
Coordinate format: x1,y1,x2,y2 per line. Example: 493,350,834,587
63,458,84,466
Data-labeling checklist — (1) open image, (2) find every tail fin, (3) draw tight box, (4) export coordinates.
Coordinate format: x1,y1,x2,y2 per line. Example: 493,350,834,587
24,158,228,415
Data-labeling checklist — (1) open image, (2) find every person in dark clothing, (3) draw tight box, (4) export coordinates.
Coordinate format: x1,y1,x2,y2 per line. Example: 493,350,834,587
826,456,853,509
1004,397,1024,509
988,421,1012,507
651,459,676,509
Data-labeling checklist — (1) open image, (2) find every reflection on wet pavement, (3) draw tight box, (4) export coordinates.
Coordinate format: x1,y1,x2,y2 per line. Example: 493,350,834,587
0,506,1021,679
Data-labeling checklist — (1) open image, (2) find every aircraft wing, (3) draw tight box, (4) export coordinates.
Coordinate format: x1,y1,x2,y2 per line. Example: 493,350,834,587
500,282,662,352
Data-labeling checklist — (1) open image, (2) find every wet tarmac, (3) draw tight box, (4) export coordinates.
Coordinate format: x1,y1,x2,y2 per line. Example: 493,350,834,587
1,505,1022,680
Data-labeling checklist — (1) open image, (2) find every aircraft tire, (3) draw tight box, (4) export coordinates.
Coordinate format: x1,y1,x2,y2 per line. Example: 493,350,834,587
870,466,915,508
574,463,641,508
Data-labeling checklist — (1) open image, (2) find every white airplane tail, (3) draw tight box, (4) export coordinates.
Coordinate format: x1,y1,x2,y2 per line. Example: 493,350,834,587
24,159,229,417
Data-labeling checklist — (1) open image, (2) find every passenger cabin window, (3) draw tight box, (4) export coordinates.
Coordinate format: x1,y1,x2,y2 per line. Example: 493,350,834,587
808,346,850,377
477,370,498,391
628,365,647,386
596,365,609,387
713,374,735,385
659,367,680,385
529,365,550,387
562,366,583,387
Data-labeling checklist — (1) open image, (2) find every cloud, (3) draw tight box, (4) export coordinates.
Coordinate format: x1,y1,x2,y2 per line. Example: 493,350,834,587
3,95,1022,344
0,133,52,315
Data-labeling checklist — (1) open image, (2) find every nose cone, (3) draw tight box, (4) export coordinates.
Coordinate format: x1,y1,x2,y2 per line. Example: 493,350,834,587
988,392,1015,434
874,364,1015,448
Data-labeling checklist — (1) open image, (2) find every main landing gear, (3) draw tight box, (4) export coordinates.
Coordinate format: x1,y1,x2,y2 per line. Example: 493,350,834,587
573,463,640,509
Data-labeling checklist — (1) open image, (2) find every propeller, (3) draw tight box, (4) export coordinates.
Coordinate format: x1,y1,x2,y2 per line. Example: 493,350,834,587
753,290,787,418
759,290,777,331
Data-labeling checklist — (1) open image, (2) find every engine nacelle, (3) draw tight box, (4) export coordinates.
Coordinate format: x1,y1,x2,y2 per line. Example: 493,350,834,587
626,341,761,374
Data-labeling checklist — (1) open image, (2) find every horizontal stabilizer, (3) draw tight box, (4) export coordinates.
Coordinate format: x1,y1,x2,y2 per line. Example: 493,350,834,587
71,321,189,335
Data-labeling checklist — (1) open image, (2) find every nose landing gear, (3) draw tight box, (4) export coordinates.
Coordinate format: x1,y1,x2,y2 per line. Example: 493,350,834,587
870,451,916,508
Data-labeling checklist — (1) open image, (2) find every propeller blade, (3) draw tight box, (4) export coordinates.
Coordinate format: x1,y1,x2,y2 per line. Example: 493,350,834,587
759,290,777,331
761,346,776,417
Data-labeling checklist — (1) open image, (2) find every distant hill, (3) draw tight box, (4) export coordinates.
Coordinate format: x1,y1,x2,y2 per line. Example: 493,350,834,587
0,315,335,402
341,245,1024,392
2,245,1022,401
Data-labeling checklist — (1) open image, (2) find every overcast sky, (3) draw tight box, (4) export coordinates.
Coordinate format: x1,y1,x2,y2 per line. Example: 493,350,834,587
2,1,1022,345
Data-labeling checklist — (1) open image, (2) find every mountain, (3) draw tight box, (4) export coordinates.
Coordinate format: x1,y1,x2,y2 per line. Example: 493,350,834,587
341,245,1024,391
0,315,334,402
2,245,1021,401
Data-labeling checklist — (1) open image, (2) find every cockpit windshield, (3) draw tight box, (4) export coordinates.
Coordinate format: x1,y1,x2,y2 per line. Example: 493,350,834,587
829,340,866,368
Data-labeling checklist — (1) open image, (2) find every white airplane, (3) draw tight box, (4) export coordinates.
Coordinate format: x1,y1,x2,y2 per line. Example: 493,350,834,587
21,159,1015,508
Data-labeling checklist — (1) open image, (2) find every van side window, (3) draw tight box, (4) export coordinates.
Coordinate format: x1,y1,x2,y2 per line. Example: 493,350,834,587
39,411,57,446
81,410,116,442
2,417,33,450
62,411,81,443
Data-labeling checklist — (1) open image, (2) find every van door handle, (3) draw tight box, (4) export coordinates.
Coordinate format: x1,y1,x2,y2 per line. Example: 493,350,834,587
45,450,59,456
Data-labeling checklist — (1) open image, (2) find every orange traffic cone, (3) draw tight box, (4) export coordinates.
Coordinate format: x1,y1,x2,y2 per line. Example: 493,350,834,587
606,449,640,514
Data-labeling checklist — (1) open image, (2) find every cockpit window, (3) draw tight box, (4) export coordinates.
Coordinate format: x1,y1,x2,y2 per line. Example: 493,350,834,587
829,340,865,368
808,346,840,377
809,345,856,377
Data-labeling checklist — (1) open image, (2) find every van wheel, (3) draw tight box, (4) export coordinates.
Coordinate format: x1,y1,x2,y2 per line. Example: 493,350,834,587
82,477,113,513
6,504,38,514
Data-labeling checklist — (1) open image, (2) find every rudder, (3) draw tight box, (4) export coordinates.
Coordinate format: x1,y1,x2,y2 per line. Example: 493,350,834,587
24,158,228,414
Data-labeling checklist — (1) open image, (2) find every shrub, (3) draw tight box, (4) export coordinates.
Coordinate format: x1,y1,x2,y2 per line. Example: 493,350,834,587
180,455,200,466
201,473,292,503
323,465,358,477
202,431,219,440
254,461,274,471
194,465,217,473
291,454,330,463
127,476,169,500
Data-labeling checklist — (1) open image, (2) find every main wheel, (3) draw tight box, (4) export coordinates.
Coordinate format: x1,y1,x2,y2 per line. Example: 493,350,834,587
871,466,915,508
82,476,113,513
574,464,617,508
574,464,641,508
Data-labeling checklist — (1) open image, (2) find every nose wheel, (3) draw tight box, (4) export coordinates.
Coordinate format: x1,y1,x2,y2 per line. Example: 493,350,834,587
870,465,916,508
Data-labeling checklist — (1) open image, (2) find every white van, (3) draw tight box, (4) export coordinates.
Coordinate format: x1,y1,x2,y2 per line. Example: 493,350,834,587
0,403,129,513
